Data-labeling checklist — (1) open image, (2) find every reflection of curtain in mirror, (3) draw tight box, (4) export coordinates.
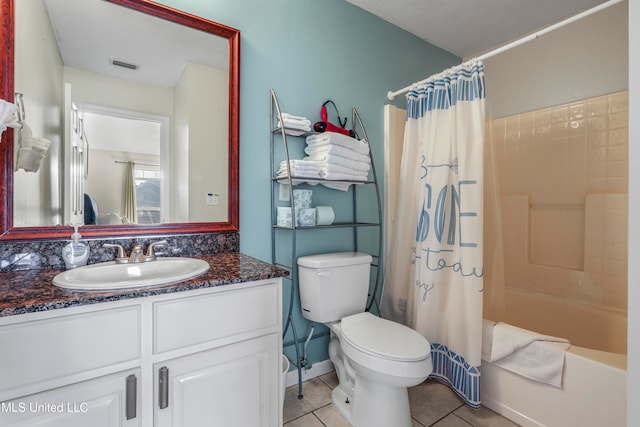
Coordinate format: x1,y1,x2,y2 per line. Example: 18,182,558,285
123,161,138,224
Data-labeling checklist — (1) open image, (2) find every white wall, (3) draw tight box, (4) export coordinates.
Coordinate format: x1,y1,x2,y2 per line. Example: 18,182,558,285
173,63,228,223
186,64,228,222
627,0,639,424
484,1,628,118
13,0,64,226
64,67,174,118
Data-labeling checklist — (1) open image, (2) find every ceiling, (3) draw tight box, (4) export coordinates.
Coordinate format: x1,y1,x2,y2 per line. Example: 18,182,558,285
43,0,228,88
344,0,614,59
44,0,614,86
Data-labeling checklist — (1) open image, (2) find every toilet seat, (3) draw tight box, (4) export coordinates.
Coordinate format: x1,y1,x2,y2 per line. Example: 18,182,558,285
340,312,431,362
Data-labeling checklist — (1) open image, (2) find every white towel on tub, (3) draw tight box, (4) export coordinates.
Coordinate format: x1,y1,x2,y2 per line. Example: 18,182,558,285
482,320,571,387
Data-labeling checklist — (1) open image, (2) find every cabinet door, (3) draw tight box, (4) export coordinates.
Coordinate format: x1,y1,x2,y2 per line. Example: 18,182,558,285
155,334,279,427
0,368,141,427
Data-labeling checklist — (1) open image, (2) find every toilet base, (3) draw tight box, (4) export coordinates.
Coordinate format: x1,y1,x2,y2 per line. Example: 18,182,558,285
331,386,353,422
332,374,413,427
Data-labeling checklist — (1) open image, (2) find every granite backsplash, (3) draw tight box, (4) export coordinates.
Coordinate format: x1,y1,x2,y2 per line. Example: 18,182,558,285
0,232,239,272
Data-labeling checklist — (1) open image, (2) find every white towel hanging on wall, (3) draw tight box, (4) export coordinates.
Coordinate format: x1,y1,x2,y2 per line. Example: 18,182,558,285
0,99,21,135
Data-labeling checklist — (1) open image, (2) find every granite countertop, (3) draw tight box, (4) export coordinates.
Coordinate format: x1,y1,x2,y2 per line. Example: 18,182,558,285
0,252,288,317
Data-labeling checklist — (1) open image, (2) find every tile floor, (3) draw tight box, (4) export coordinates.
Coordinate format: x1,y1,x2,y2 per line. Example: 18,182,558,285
283,371,520,427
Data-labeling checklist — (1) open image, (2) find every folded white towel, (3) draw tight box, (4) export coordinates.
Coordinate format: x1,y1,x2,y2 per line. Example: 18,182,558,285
277,119,312,132
305,144,371,164
303,154,370,172
321,181,357,191
277,112,312,133
322,162,369,176
483,321,571,387
322,171,368,181
278,160,322,176
306,132,370,156
490,322,570,361
0,99,21,133
280,159,368,177
278,169,322,179
279,159,321,169
282,113,310,123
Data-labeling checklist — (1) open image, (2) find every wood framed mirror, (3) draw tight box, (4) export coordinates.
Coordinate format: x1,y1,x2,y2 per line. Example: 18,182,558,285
0,0,239,241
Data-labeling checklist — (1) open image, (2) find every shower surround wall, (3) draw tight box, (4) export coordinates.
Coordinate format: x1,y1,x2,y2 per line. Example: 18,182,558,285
487,90,628,353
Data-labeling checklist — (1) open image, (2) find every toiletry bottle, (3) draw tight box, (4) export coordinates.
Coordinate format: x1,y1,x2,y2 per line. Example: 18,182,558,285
62,225,90,269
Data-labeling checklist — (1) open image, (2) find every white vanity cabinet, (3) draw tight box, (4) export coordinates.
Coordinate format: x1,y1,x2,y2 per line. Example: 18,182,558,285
0,278,282,427
154,335,278,426
0,368,141,427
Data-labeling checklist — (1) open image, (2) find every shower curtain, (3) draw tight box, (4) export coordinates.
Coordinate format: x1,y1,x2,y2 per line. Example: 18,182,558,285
381,60,485,407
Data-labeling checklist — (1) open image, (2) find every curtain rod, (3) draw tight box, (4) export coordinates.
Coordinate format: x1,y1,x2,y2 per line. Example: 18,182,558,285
387,0,624,100
114,160,159,167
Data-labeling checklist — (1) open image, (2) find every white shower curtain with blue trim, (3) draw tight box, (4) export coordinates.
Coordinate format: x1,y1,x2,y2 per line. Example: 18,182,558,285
381,60,485,407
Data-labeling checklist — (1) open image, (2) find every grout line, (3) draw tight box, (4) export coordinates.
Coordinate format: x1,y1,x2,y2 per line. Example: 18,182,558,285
412,415,427,426
450,413,474,426
312,412,327,427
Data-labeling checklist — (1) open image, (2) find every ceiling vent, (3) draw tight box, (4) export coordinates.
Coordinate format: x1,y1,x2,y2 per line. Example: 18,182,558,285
110,59,139,70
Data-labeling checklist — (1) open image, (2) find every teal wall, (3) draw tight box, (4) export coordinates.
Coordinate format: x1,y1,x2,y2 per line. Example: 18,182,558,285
160,0,459,365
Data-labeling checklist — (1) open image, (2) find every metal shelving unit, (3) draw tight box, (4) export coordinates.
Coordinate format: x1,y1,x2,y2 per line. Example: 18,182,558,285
269,89,383,399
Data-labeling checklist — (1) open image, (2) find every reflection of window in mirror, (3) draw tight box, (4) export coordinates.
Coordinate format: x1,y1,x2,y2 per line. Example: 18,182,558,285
135,166,161,225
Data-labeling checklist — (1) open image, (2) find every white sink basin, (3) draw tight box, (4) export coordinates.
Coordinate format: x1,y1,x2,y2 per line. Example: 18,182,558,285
53,257,210,291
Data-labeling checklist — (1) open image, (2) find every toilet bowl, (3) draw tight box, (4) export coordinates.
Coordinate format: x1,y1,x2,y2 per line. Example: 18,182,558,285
330,312,432,427
297,252,433,427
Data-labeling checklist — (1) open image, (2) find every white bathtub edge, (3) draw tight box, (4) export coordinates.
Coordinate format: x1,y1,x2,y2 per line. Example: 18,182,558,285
481,347,627,427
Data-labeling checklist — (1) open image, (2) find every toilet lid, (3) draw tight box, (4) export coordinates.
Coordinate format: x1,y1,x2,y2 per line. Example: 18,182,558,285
340,312,431,362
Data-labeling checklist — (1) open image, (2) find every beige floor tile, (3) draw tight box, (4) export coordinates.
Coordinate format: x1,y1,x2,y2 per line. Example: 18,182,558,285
412,417,427,427
319,370,339,389
409,380,465,426
432,413,474,427
314,404,351,427
454,405,521,427
283,378,332,423
284,413,325,427
283,372,520,427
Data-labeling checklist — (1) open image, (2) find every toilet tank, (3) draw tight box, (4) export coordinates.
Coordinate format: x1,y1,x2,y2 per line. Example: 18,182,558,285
297,252,372,323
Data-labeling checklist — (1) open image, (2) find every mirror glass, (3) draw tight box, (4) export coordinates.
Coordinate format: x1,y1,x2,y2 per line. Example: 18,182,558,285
0,0,239,240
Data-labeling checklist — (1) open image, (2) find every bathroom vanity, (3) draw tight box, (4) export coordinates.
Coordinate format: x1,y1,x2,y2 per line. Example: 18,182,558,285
0,253,285,427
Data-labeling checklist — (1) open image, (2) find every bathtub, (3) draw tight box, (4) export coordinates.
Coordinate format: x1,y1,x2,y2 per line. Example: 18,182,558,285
481,320,627,427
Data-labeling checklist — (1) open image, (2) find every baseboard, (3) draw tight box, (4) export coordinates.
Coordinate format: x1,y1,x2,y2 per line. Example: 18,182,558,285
285,358,334,388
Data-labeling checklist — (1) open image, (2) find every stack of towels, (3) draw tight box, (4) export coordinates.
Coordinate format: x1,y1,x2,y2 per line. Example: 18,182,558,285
278,131,371,191
277,113,311,135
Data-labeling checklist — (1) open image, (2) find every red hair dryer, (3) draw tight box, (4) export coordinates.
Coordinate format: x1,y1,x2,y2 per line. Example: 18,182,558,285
314,100,356,137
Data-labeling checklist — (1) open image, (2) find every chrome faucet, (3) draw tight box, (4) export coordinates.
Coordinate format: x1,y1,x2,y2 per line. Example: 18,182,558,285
128,245,145,263
103,243,128,264
103,240,168,264
145,240,168,261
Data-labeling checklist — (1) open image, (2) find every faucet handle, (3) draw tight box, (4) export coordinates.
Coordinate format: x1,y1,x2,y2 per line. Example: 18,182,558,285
145,240,168,259
103,243,127,263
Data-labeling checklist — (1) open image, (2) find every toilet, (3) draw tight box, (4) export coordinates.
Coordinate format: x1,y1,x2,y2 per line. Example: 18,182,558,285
297,252,432,427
